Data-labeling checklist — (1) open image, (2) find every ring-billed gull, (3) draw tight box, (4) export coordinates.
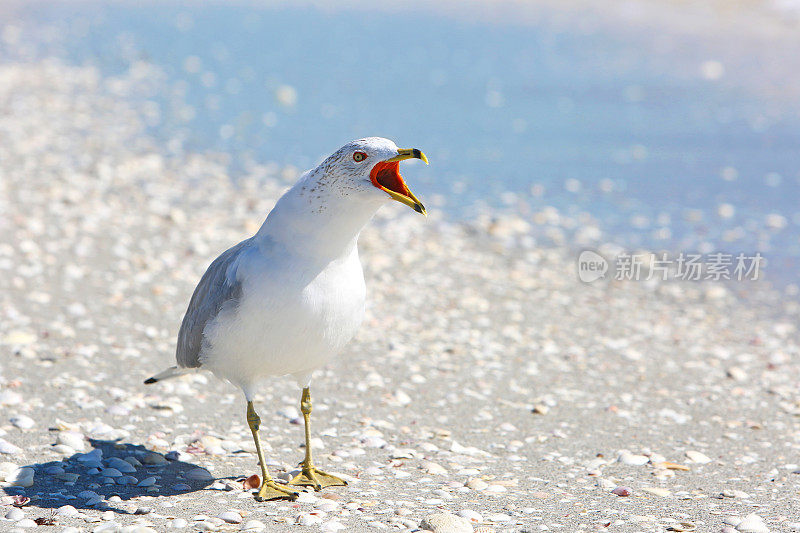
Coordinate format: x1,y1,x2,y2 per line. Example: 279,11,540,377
146,137,427,500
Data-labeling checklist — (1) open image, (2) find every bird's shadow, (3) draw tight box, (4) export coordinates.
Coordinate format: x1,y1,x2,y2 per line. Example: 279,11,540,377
1,439,221,515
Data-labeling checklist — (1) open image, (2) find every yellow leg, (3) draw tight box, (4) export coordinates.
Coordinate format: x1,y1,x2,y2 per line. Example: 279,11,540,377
246,401,298,501
288,387,347,490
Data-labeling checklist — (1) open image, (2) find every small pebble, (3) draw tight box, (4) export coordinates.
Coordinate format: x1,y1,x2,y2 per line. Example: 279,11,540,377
5,507,25,521
420,460,448,475
685,450,712,464
457,509,482,522
57,505,79,517
9,415,35,430
419,512,473,533
0,390,23,406
736,514,769,533
618,451,649,466
105,457,136,473
612,486,632,497
52,444,76,455
297,513,323,526
56,472,80,482
217,511,242,524
185,468,214,481
642,487,670,497
0,438,23,455
142,453,167,465
99,468,122,477
170,518,188,529
465,478,488,491
56,431,86,451
6,466,35,487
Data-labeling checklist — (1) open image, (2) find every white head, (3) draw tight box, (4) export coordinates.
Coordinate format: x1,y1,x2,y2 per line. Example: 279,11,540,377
259,137,428,258
305,137,428,215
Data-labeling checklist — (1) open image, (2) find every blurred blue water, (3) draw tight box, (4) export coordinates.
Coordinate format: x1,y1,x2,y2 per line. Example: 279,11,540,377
7,2,800,283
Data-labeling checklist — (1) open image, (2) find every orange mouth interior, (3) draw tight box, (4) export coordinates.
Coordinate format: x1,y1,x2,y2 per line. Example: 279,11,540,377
370,161,411,198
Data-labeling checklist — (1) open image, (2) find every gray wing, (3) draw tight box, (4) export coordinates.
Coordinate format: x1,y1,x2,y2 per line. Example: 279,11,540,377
176,238,251,368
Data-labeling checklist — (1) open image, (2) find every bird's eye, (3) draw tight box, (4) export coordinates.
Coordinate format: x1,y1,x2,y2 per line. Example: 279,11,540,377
353,152,367,162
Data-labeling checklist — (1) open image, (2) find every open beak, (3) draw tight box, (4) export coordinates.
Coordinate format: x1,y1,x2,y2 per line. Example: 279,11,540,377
370,148,428,215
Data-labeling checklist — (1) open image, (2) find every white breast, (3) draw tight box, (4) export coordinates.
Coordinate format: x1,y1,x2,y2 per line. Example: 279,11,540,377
200,245,366,390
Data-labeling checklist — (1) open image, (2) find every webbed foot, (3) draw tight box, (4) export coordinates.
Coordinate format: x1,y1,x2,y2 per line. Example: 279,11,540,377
255,479,299,501
288,467,347,491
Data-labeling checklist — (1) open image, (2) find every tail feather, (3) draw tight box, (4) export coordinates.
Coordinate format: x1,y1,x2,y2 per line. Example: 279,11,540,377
144,366,194,384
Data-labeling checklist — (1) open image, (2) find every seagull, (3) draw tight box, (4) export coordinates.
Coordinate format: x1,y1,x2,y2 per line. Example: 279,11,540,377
145,137,427,501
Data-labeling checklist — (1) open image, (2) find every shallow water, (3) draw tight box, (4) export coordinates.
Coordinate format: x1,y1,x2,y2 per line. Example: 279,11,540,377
5,1,800,283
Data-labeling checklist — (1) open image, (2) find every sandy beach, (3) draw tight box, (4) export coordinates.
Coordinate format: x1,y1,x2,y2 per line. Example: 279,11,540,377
0,56,799,533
